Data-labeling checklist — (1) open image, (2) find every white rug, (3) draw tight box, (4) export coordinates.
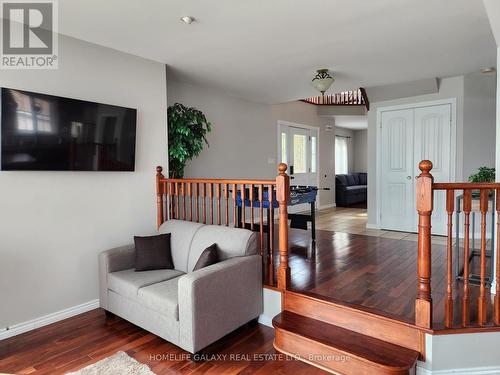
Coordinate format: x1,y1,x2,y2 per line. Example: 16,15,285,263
67,351,155,375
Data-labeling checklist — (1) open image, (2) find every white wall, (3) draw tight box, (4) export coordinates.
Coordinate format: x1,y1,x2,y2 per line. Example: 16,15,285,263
167,78,335,208
0,35,168,328
334,127,354,173
353,129,368,173
463,73,497,178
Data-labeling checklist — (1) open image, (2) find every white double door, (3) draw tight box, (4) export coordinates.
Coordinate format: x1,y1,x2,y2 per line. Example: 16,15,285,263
380,103,453,234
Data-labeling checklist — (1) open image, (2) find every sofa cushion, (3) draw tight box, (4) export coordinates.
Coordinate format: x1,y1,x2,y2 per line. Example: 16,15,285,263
108,268,184,300
346,174,356,186
359,173,367,185
335,175,348,186
137,277,181,320
345,185,367,192
193,243,219,271
352,174,360,185
158,220,205,273
134,233,174,272
187,225,257,272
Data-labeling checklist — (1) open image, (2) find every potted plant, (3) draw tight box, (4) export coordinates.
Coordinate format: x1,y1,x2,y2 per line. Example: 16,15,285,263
468,166,495,197
167,103,212,178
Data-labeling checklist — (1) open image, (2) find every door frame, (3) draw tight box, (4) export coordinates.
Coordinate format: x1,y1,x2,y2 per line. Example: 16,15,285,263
375,98,457,230
276,120,320,189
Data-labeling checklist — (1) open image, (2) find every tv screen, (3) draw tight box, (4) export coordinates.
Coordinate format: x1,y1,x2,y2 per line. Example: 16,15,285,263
1,88,137,171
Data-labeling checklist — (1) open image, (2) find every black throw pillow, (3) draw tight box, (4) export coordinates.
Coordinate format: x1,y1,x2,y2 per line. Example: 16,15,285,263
193,243,219,271
134,233,174,272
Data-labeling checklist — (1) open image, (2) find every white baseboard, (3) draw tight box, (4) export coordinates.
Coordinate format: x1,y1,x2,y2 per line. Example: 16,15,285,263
366,223,379,229
318,203,335,210
0,299,99,341
418,365,500,374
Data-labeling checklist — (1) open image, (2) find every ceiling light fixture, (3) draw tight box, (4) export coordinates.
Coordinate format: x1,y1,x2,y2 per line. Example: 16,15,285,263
180,16,195,24
480,67,496,74
311,69,334,96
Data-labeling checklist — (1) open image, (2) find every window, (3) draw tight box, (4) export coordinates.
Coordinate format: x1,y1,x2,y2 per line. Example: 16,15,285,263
335,136,348,174
281,132,287,164
311,136,317,173
293,134,307,173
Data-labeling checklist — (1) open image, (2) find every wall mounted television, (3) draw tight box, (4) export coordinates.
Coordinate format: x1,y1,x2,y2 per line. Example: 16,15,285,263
0,88,137,171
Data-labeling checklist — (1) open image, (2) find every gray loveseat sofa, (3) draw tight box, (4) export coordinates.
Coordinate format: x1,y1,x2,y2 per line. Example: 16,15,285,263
99,219,262,353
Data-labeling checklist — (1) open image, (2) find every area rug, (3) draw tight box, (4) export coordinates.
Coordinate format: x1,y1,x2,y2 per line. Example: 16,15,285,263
67,351,154,375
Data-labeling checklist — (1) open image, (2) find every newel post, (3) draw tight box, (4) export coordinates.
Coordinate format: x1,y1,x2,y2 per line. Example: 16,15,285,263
415,160,434,329
156,166,165,229
276,163,291,291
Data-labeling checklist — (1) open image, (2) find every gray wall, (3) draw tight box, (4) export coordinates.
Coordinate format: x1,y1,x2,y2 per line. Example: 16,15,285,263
167,79,335,208
0,35,168,328
353,129,368,173
463,73,497,178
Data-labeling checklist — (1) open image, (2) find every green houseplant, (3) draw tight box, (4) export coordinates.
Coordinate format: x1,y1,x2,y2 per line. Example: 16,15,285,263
167,103,212,178
468,167,495,183
468,167,495,198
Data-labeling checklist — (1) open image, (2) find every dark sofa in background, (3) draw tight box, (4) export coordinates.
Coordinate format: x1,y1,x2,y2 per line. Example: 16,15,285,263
335,173,367,207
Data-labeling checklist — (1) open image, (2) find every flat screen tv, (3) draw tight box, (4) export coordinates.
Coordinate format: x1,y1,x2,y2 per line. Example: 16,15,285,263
1,88,137,171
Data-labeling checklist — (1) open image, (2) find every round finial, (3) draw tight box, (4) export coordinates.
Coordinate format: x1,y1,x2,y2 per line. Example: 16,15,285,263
278,163,287,174
156,166,163,174
419,160,433,174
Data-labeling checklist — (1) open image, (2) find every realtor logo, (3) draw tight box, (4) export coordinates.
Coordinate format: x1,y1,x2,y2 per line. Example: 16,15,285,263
1,0,58,69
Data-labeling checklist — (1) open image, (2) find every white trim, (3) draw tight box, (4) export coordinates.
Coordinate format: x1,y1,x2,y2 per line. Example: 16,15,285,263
417,365,500,375
318,203,335,210
366,223,379,229
376,98,458,231
0,299,99,341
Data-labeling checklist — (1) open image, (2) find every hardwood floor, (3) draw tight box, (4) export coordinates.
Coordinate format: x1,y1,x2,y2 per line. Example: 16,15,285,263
0,309,326,375
264,221,497,330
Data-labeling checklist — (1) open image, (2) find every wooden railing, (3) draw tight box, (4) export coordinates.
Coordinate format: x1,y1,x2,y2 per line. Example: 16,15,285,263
302,88,369,110
416,160,500,329
155,163,291,290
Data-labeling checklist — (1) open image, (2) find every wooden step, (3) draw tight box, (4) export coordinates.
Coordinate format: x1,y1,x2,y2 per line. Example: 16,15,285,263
273,311,419,375
284,290,424,354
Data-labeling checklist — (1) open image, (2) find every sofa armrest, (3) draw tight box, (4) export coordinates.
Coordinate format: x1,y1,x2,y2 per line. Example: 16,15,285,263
98,244,135,309
178,255,262,353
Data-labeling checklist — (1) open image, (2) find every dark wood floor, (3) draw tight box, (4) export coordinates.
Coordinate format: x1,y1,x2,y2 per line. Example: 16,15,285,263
0,309,326,374
264,227,497,330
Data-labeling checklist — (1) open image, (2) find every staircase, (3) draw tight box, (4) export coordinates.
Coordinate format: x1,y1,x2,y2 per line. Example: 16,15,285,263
272,291,423,375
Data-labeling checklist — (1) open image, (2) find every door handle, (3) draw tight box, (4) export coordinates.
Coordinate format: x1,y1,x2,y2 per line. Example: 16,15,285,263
406,176,412,180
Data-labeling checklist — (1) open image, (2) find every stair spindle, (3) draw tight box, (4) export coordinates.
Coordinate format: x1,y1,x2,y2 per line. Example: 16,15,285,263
224,183,229,226
216,183,221,225
250,184,255,231
462,189,472,325
478,189,488,325
259,184,264,256
233,184,237,227
445,189,454,327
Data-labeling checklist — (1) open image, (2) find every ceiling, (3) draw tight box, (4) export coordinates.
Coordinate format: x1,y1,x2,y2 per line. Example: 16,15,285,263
59,0,496,104
334,116,368,130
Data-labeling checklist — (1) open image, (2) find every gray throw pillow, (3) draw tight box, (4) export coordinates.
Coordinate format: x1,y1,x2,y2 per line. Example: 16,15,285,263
193,243,219,271
134,233,174,272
